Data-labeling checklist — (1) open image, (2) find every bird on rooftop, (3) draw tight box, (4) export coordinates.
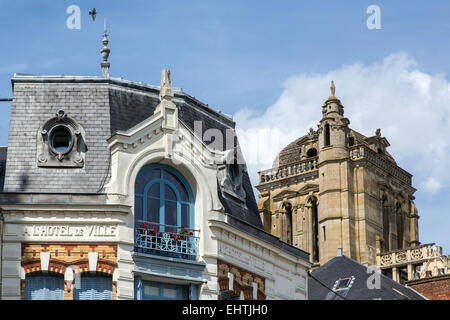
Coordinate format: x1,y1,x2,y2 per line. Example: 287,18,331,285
89,8,97,21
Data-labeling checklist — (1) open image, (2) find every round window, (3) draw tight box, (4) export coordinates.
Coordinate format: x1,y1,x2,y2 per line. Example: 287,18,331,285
49,126,73,154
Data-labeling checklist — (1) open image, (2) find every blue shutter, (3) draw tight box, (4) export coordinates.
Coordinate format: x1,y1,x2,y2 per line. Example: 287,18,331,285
74,275,112,300
25,274,64,300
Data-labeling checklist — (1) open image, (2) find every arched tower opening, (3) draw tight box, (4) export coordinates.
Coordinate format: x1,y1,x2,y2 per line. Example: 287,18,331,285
308,197,320,263
324,124,331,147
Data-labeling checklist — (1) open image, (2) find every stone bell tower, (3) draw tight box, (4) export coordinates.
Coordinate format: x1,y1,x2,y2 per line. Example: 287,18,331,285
316,81,355,265
256,80,419,267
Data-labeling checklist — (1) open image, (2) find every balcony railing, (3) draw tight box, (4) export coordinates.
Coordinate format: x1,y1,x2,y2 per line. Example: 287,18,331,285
135,221,199,261
258,157,318,184
378,243,442,267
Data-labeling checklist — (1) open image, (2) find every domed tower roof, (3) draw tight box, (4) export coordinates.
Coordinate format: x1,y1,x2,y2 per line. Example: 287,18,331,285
273,129,319,167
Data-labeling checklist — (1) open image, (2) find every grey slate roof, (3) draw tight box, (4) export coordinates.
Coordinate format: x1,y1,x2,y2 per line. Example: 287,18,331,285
1,74,299,258
308,255,425,300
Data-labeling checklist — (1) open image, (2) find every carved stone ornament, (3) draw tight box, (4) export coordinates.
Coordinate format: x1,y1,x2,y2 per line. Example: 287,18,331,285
37,109,87,168
217,148,247,203
380,254,393,266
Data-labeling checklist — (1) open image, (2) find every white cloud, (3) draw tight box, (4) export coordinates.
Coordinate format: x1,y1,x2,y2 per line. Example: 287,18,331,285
234,52,450,196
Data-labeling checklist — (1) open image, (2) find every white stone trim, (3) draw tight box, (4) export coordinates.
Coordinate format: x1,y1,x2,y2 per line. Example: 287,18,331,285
88,252,99,272
40,252,50,272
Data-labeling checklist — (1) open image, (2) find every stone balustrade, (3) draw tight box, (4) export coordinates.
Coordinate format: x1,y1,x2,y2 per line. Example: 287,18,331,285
350,145,412,185
258,145,412,187
258,157,318,184
378,243,442,267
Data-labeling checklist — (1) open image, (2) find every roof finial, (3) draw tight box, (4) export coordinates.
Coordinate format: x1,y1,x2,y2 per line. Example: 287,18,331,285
160,69,174,101
330,80,336,97
375,128,381,136
100,18,110,78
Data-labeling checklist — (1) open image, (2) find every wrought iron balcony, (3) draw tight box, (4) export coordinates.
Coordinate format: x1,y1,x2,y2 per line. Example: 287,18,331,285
134,221,199,261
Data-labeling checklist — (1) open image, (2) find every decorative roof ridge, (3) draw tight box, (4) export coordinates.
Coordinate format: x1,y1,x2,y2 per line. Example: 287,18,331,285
11,73,233,124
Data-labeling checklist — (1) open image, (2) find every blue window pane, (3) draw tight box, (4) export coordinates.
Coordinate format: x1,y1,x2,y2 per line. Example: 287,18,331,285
163,170,178,185
165,200,177,230
141,281,190,300
165,184,177,201
147,183,160,198
74,275,112,300
26,274,64,300
135,169,160,194
135,165,194,232
147,198,160,223
178,184,189,202
135,196,143,221
181,204,189,229
143,282,160,297
162,284,178,299
164,170,188,202
180,286,189,299
135,175,146,195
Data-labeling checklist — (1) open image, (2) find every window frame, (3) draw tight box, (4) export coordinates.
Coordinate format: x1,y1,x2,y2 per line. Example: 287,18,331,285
134,164,195,230
142,280,189,300
73,274,113,300
25,273,65,300
334,276,354,291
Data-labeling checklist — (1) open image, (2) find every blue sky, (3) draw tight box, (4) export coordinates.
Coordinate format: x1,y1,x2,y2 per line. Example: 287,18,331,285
0,0,449,253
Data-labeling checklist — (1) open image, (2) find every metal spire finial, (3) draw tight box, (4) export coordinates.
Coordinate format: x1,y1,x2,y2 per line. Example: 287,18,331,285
101,18,110,78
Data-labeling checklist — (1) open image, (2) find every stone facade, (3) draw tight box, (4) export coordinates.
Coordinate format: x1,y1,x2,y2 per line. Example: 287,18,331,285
257,82,419,267
0,70,310,300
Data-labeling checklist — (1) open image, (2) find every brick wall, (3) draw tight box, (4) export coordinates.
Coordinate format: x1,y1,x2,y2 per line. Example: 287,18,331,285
406,275,450,300
22,242,118,300
217,259,266,300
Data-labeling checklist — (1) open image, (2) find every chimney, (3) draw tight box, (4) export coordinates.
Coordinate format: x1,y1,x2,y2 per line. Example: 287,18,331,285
338,248,343,256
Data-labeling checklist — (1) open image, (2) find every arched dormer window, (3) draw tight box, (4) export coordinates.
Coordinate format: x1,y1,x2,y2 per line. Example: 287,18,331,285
134,164,194,234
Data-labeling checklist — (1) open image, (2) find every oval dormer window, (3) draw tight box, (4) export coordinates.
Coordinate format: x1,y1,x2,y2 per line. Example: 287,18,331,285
49,126,73,154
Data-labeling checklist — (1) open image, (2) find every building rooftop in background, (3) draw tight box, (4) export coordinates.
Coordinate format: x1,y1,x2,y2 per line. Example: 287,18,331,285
308,255,425,300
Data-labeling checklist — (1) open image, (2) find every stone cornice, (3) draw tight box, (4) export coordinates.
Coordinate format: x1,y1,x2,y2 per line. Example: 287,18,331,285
257,157,319,192
350,145,414,190
208,217,310,267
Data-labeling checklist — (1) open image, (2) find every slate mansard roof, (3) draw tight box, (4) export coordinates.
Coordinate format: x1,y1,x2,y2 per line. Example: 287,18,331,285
0,74,311,261
5,74,237,194
308,255,426,300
